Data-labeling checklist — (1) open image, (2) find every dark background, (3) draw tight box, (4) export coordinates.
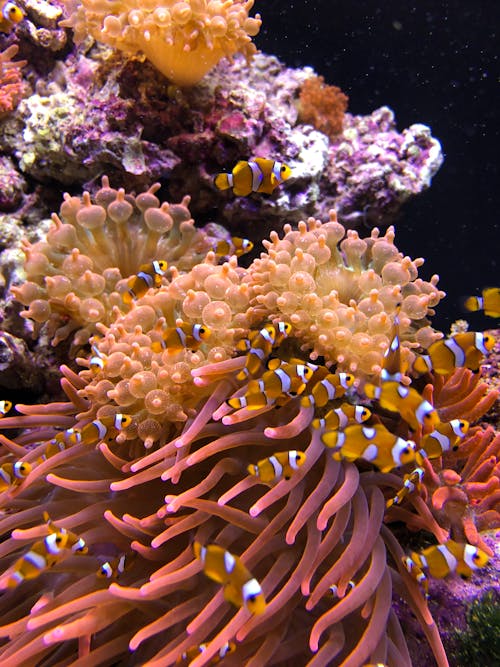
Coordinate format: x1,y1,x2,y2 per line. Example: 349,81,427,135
256,0,499,332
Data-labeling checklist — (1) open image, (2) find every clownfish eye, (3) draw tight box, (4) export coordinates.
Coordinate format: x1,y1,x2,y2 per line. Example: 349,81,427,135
280,165,287,172
472,552,481,560
56,536,63,544
284,474,291,480
402,448,410,456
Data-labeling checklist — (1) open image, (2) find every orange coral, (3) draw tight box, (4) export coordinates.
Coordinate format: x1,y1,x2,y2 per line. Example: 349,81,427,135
61,0,262,87
0,44,26,115
298,74,348,138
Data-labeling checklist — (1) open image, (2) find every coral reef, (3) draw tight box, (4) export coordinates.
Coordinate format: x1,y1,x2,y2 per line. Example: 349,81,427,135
0,189,497,665
449,587,500,665
0,44,26,115
60,0,262,87
298,74,349,138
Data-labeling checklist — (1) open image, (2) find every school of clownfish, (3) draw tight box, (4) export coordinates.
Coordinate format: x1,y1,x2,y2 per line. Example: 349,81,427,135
0,209,497,662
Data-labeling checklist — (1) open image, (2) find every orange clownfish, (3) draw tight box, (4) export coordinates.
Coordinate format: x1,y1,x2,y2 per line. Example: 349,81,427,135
193,542,266,615
413,331,495,375
214,158,292,197
67,413,132,447
322,424,418,473
97,553,128,579
464,287,500,318
151,322,211,354
175,641,236,666
0,400,12,416
215,236,253,258
0,2,23,33
0,460,32,492
3,512,87,589
247,450,306,483
364,381,439,432
236,322,292,381
386,467,425,508
402,540,490,595
312,402,371,432
122,260,168,304
300,369,355,409
420,418,469,459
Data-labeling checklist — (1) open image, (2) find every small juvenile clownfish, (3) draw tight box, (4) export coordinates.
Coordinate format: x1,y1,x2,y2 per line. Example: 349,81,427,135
322,424,418,473
97,553,128,580
413,331,495,375
419,418,469,459
312,403,371,432
300,368,355,409
464,287,500,318
0,400,12,416
0,460,32,492
68,413,132,447
151,322,211,354
247,450,306,484
236,322,292,381
329,579,356,597
175,641,237,666
402,540,490,595
215,236,253,258
386,467,425,508
122,260,168,304
3,512,87,589
193,542,266,615
0,1,23,33
364,380,439,433
228,362,315,410
214,158,292,197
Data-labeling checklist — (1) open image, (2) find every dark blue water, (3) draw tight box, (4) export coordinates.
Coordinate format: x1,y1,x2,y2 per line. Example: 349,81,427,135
256,0,499,332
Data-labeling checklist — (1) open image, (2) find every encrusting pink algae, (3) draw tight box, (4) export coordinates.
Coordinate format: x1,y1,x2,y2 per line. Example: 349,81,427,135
0,178,497,666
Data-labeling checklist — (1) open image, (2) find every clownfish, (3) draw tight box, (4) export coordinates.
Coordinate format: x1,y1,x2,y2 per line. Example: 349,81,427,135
0,460,32,492
312,403,371,432
0,1,23,33
228,362,315,410
151,322,211,354
322,424,418,473
413,331,495,375
236,322,292,380
386,467,425,508
300,369,355,409
247,450,306,483
175,641,236,666
97,553,128,579
215,236,253,258
364,381,439,433
402,540,490,595
3,512,87,589
66,413,132,447
214,158,292,197
0,400,12,416
193,542,266,615
420,419,469,459
89,344,106,374
329,579,356,597
122,260,168,304
464,287,500,318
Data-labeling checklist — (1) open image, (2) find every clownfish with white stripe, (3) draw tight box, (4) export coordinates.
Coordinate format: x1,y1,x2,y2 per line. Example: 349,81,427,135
122,260,168,304
97,553,128,580
175,640,237,666
464,287,500,318
364,380,439,433
413,331,495,375
247,450,306,483
214,158,292,197
420,418,469,459
236,322,292,380
312,403,371,432
386,467,425,508
151,322,211,354
2,512,87,589
329,579,356,598
402,540,490,595
300,367,355,409
322,423,418,473
0,1,23,33
193,542,266,615
215,236,253,258
0,400,12,416
66,413,132,447
228,362,315,410
0,460,32,492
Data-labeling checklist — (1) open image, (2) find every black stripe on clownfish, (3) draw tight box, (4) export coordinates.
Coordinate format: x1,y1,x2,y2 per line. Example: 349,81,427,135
214,158,292,197
193,542,266,615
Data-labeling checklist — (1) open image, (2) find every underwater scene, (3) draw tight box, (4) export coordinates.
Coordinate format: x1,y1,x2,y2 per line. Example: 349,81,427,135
0,0,498,665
